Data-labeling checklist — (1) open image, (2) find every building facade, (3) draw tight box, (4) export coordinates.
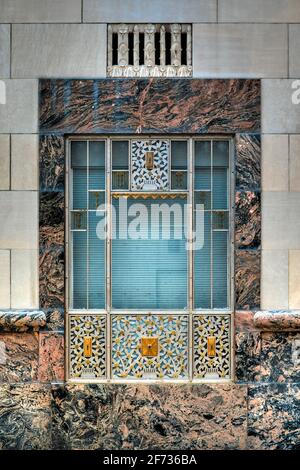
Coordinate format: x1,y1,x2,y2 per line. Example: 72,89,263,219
0,0,300,449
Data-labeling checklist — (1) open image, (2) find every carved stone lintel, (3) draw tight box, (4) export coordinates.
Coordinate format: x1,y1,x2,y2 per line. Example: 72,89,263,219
107,65,192,78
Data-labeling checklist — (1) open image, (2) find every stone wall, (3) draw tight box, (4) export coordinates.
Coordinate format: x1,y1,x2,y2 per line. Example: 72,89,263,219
0,0,300,450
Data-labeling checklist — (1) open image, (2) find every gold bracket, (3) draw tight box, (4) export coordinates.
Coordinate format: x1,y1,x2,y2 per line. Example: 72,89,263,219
84,337,92,358
207,336,216,358
145,151,154,170
140,337,159,357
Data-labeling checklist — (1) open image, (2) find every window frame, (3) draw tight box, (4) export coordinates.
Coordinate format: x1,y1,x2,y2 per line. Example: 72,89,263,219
66,135,234,315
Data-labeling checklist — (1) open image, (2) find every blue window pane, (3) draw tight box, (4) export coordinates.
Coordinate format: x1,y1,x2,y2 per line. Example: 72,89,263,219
88,212,105,309
194,212,211,309
213,231,228,308
72,231,87,308
112,197,187,309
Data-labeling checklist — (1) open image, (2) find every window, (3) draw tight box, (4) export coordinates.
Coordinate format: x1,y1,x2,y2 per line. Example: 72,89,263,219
68,137,232,382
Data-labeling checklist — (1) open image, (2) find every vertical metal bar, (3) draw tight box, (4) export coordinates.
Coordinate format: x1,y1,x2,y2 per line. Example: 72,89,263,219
210,140,213,309
106,138,111,312
188,138,194,381
87,141,90,310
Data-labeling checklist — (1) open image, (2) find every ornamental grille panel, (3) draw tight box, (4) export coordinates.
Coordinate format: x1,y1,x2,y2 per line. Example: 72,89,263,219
68,313,232,381
69,314,106,379
131,140,169,191
107,24,192,77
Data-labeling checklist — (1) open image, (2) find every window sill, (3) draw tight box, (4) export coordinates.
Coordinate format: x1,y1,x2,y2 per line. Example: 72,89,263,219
0,310,46,332
253,310,300,331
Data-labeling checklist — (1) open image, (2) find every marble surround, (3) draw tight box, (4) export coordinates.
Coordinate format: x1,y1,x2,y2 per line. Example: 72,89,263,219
0,77,299,449
6,78,299,449
38,78,262,385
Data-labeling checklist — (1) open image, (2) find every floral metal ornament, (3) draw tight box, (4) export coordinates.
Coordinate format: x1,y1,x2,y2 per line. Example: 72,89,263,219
131,140,169,191
69,314,106,379
193,314,231,379
111,314,188,379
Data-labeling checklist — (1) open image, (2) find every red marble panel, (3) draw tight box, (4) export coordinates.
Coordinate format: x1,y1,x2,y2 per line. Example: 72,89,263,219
38,332,64,383
0,333,38,383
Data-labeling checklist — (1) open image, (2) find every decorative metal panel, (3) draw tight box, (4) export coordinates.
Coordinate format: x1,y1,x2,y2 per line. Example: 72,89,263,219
69,314,106,379
193,314,231,380
111,314,188,379
131,140,169,191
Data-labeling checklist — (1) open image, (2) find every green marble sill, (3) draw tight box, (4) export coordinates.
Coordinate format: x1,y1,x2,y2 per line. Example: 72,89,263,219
253,310,300,331
0,310,46,332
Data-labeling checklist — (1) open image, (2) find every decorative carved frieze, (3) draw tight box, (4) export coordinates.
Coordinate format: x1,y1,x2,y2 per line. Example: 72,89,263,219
107,23,192,78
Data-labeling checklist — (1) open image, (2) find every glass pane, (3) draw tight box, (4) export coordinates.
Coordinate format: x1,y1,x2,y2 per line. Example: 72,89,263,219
213,141,229,166
112,141,129,169
194,190,211,210
171,141,187,169
89,141,105,167
195,141,211,167
213,231,228,308
73,168,87,210
72,231,87,308
195,141,211,191
112,197,187,309
88,191,105,210
112,171,129,190
213,167,228,209
88,212,105,309
194,211,211,309
71,141,87,167
71,211,87,230
212,211,229,230
213,141,228,210
171,171,187,190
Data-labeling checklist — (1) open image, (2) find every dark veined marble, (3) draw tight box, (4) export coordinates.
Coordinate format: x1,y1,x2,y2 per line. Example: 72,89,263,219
0,383,51,450
235,332,261,383
259,332,300,383
51,383,247,450
39,246,64,309
39,79,260,135
235,249,260,310
235,191,261,250
40,135,65,191
254,310,300,331
248,383,300,449
0,310,46,332
235,134,261,191
44,308,64,331
0,333,38,383
40,192,64,249
235,311,261,383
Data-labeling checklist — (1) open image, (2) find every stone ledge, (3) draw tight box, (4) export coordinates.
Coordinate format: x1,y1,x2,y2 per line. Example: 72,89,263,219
0,310,46,332
253,310,300,331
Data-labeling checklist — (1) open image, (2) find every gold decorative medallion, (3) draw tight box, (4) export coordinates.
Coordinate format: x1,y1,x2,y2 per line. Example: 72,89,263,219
141,337,159,357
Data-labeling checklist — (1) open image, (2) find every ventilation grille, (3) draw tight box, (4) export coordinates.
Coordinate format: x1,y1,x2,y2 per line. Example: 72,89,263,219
107,23,192,77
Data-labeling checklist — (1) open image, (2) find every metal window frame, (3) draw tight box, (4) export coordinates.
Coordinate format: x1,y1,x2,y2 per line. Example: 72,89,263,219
66,135,234,384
